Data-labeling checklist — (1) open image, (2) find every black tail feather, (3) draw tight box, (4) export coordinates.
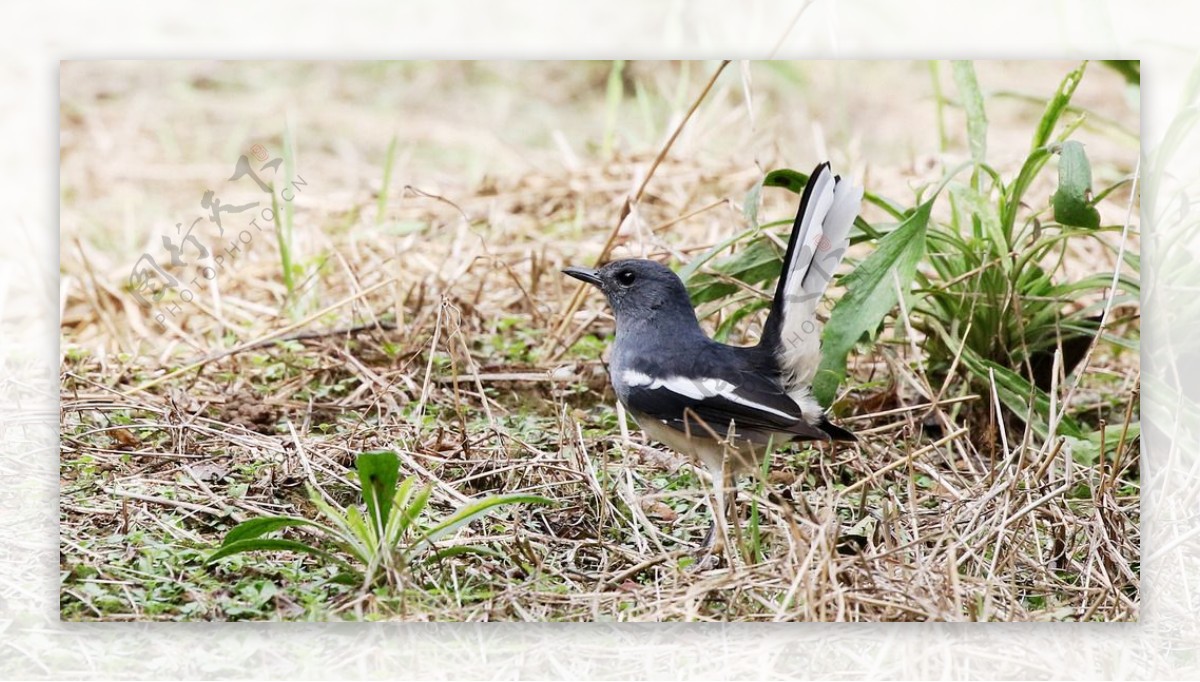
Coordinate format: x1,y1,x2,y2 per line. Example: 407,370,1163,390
758,162,830,359
817,415,856,442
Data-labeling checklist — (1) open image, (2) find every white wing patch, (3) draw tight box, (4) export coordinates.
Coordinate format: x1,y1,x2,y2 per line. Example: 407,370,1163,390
620,369,798,421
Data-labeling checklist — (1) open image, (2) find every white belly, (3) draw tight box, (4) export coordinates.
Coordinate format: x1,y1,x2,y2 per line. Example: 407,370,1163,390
634,415,767,477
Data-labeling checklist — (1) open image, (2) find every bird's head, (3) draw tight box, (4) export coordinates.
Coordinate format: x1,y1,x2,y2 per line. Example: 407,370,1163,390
562,258,697,327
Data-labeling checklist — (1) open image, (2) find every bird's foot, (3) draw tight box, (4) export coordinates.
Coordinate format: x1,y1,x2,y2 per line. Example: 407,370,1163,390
690,549,723,572
689,520,726,572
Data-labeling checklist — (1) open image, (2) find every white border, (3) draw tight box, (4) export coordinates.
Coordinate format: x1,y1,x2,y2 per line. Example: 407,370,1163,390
3,0,1193,678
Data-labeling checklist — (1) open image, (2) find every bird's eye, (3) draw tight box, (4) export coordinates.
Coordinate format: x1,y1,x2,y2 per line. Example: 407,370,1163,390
616,270,636,286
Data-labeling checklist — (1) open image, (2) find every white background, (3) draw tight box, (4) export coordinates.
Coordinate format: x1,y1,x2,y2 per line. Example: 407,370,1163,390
3,0,1197,678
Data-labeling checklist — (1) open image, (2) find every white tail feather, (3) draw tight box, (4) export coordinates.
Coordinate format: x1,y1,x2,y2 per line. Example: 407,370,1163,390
777,168,863,404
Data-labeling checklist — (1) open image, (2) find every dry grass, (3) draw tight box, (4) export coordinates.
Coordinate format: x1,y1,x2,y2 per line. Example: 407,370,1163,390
59,60,1139,621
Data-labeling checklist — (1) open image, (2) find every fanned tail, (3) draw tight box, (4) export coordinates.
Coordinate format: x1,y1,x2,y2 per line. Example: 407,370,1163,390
758,162,862,416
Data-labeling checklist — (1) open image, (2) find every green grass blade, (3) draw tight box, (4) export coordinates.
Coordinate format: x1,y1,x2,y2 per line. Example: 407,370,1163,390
221,516,324,546
344,504,376,555
383,476,417,542
308,487,371,563
601,60,625,158
271,188,292,298
930,60,949,151
207,538,350,568
952,342,1083,439
1032,61,1087,150
272,118,298,303
413,494,553,550
395,483,432,540
951,61,988,168
1001,146,1054,236
679,224,765,284
376,135,398,226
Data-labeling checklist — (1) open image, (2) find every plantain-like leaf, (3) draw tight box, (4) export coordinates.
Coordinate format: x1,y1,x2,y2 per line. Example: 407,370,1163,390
357,450,400,539
812,199,934,405
1052,140,1102,228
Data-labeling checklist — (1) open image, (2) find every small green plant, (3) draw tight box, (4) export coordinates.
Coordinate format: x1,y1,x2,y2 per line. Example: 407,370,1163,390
208,450,552,587
376,134,399,225
271,120,299,303
907,61,1138,437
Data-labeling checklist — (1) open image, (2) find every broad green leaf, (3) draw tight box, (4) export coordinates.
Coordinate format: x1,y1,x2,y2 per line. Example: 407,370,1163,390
813,199,934,405
763,167,810,194
413,494,553,551
1052,140,1102,228
207,538,350,567
221,516,324,546
357,450,400,539
952,61,988,166
687,237,782,305
765,167,906,226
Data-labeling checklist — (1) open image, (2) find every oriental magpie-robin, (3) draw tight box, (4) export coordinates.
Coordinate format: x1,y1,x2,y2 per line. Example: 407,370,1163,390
563,162,862,552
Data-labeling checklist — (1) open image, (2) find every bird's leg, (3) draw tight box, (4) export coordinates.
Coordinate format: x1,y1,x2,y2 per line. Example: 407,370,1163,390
692,459,731,571
722,465,741,561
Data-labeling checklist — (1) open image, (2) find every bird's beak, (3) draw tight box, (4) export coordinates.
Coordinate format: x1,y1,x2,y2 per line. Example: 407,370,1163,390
562,266,602,287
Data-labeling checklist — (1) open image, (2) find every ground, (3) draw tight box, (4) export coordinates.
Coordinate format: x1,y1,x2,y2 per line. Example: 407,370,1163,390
59,60,1139,621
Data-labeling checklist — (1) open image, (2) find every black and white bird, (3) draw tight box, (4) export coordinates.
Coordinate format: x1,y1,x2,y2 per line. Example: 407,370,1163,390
563,163,862,552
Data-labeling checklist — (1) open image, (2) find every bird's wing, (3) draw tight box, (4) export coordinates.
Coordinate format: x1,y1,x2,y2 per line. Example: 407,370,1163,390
617,364,830,442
